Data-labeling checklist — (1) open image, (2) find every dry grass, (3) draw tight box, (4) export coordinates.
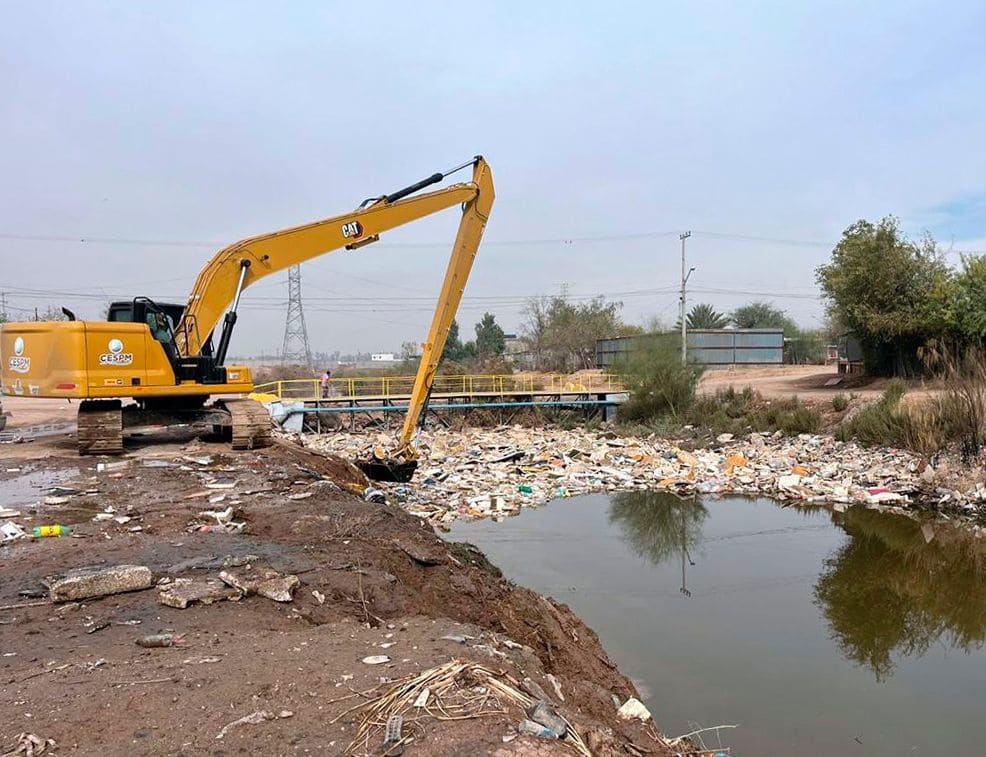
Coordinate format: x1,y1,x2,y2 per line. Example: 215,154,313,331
337,660,592,756
837,346,986,459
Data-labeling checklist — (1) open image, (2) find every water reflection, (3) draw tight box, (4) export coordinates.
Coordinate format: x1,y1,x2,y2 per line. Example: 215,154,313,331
608,491,708,596
815,508,986,681
608,491,986,681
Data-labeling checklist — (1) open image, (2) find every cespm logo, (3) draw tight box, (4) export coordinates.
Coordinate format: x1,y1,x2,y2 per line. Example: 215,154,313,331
99,338,133,367
8,336,30,374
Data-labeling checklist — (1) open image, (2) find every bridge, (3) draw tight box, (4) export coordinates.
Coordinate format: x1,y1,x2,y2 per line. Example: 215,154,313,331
250,373,627,431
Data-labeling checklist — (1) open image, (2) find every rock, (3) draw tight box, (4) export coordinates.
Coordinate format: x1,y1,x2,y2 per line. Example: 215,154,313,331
716,433,734,443
219,566,300,602
394,538,445,566
616,696,652,722
50,564,152,602
362,655,390,665
527,700,567,738
586,727,622,757
520,677,550,703
159,578,241,609
544,673,565,702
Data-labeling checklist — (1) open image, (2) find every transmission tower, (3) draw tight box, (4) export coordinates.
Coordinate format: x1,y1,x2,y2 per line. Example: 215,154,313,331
281,265,313,367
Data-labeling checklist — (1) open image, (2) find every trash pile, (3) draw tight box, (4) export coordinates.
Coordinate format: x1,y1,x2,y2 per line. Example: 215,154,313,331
308,427,986,526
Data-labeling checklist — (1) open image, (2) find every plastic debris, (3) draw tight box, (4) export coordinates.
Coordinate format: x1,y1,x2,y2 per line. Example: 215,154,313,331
215,710,275,740
362,655,391,665
308,427,960,526
32,525,71,538
527,700,567,738
382,714,404,756
517,719,559,739
2,522,26,542
617,696,652,721
136,632,185,648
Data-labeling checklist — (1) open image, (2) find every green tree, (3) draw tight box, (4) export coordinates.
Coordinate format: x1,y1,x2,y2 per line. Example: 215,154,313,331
474,312,505,359
678,303,729,330
816,217,952,375
731,300,798,335
441,319,475,362
951,255,986,343
521,295,627,371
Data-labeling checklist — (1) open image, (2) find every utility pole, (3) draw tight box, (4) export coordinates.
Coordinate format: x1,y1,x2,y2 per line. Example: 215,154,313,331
679,231,694,364
281,265,313,368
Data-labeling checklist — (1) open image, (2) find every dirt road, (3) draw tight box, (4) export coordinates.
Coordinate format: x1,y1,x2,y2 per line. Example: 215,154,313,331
0,434,675,756
698,364,899,401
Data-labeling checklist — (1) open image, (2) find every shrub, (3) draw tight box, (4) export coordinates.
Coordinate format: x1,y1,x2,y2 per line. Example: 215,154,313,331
837,380,911,448
616,334,702,422
687,386,820,436
832,393,849,412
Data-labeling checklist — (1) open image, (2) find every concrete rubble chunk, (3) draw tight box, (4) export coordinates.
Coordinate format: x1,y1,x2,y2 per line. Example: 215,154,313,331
159,577,241,609
219,565,300,602
50,564,152,602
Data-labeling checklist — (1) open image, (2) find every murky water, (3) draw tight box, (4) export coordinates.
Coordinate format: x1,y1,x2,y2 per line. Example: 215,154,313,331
451,493,986,756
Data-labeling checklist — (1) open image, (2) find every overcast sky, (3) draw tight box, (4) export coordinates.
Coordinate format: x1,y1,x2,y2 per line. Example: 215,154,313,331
2,1,984,356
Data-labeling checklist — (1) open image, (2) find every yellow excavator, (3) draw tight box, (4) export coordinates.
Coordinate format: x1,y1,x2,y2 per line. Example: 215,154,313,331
0,157,494,481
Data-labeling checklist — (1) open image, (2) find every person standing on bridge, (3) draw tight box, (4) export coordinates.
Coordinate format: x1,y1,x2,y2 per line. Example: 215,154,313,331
320,368,332,399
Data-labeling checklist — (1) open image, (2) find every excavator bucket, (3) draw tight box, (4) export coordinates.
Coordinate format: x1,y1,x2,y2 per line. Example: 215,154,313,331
357,458,418,483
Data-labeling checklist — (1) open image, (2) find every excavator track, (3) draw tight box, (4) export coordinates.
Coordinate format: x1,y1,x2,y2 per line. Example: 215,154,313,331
222,399,273,450
77,400,123,456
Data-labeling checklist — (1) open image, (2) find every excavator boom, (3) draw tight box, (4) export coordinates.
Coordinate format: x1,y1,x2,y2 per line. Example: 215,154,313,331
176,158,491,358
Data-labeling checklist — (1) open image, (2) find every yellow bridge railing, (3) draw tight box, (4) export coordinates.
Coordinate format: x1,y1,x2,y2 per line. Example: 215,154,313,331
251,373,625,402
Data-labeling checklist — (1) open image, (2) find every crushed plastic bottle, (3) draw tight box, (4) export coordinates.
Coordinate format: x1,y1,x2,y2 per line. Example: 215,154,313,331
33,525,71,538
517,485,534,495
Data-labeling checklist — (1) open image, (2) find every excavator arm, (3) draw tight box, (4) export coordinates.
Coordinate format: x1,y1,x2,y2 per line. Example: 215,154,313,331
175,156,494,478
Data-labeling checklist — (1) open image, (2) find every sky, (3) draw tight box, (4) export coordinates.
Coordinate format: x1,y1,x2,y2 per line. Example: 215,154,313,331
1,1,985,356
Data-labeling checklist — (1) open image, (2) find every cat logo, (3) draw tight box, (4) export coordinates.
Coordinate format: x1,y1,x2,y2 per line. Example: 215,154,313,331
341,221,364,239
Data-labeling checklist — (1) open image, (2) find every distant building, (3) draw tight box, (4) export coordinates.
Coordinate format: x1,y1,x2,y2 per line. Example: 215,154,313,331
595,329,784,369
370,353,396,362
502,333,533,368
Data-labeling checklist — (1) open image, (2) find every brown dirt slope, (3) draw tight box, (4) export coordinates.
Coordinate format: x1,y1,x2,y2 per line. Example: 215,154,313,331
0,438,673,755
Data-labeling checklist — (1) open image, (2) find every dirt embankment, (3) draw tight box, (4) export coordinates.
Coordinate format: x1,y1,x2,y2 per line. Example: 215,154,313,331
0,437,677,756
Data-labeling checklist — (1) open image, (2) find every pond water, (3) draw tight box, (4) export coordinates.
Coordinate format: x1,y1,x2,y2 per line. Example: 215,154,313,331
450,493,986,755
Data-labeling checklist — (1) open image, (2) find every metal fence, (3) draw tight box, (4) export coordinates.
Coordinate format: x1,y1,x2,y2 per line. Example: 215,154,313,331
595,329,784,368
252,373,624,402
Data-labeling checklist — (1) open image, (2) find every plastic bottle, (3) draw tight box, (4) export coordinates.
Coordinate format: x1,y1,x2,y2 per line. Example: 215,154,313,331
33,525,72,538
517,485,534,495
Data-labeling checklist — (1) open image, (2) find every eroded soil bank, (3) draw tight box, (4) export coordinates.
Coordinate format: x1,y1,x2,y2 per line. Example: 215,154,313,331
0,436,682,756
